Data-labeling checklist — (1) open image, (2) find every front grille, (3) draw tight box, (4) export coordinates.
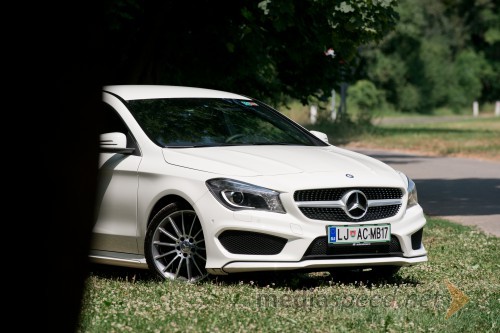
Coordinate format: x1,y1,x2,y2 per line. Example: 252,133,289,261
299,205,401,222
294,187,403,222
411,228,423,250
294,187,403,201
302,235,403,259
218,230,287,255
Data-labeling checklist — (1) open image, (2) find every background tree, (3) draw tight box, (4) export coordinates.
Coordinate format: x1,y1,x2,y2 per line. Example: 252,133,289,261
455,0,500,102
347,79,385,122
357,0,498,113
102,0,399,105
7,1,102,332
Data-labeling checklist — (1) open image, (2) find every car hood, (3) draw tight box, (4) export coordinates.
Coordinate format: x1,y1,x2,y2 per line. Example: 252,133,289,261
162,145,402,184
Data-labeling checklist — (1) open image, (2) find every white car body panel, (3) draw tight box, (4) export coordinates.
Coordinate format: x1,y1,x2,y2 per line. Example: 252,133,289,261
92,153,141,253
103,84,250,100
161,145,400,178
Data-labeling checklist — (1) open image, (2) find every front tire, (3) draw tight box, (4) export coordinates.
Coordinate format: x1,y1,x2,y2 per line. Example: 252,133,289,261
145,202,208,282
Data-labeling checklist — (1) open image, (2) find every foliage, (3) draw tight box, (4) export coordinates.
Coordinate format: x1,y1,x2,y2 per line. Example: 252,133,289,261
101,0,399,105
101,0,497,114
451,50,490,108
358,0,499,114
347,79,385,123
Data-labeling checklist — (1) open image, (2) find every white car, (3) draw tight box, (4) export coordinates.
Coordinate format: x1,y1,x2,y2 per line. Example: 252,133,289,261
91,85,428,282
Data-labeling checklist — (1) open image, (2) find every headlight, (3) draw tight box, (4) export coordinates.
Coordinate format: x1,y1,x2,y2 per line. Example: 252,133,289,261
407,177,418,208
206,178,286,213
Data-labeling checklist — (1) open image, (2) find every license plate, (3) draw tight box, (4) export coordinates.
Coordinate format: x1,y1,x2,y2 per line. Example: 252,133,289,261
327,224,391,245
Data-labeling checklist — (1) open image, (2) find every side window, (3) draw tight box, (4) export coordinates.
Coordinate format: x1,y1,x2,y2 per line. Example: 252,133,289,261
99,102,140,154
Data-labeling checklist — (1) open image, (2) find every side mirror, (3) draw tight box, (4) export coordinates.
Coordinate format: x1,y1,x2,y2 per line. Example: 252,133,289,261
99,132,135,154
310,130,329,143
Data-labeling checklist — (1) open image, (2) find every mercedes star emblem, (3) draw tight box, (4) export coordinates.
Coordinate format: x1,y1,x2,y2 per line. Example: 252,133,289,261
343,190,368,219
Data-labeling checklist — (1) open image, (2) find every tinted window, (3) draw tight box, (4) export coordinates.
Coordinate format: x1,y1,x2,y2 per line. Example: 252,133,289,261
126,98,324,148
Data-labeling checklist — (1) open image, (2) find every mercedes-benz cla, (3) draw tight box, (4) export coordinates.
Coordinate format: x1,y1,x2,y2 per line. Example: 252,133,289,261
91,85,428,282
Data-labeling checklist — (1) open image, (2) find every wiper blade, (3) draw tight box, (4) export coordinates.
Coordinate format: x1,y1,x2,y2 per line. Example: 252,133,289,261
165,143,239,148
165,143,305,148
250,142,304,146
165,145,195,148
194,143,241,147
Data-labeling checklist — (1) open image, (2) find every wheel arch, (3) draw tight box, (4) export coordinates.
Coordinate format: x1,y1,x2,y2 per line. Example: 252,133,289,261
147,194,192,226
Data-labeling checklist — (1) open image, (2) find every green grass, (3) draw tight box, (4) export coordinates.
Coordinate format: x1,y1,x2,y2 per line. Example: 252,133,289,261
278,98,500,161
78,217,499,333
304,115,500,161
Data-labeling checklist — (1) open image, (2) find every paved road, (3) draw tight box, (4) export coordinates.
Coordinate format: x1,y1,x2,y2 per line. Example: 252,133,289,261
346,147,500,237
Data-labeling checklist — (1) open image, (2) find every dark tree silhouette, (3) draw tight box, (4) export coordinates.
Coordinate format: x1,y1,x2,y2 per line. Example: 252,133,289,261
6,1,102,332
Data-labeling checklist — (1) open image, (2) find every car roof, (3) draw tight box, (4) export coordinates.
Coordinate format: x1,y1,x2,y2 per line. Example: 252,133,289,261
103,85,251,101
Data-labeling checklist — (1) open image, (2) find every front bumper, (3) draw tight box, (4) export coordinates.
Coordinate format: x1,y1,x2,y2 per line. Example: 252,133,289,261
195,190,428,275
218,255,428,274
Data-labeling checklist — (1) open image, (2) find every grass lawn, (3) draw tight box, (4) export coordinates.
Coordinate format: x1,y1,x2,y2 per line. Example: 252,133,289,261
302,114,500,162
346,116,500,161
78,217,499,333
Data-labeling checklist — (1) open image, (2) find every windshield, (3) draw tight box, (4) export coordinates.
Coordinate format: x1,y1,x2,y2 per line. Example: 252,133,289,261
126,98,325,148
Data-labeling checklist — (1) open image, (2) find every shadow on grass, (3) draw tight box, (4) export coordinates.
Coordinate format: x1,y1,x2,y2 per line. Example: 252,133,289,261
88,264,421,289
208,269,421,290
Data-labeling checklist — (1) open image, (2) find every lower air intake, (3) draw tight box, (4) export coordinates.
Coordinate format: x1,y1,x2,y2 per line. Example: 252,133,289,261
218,230,287,255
